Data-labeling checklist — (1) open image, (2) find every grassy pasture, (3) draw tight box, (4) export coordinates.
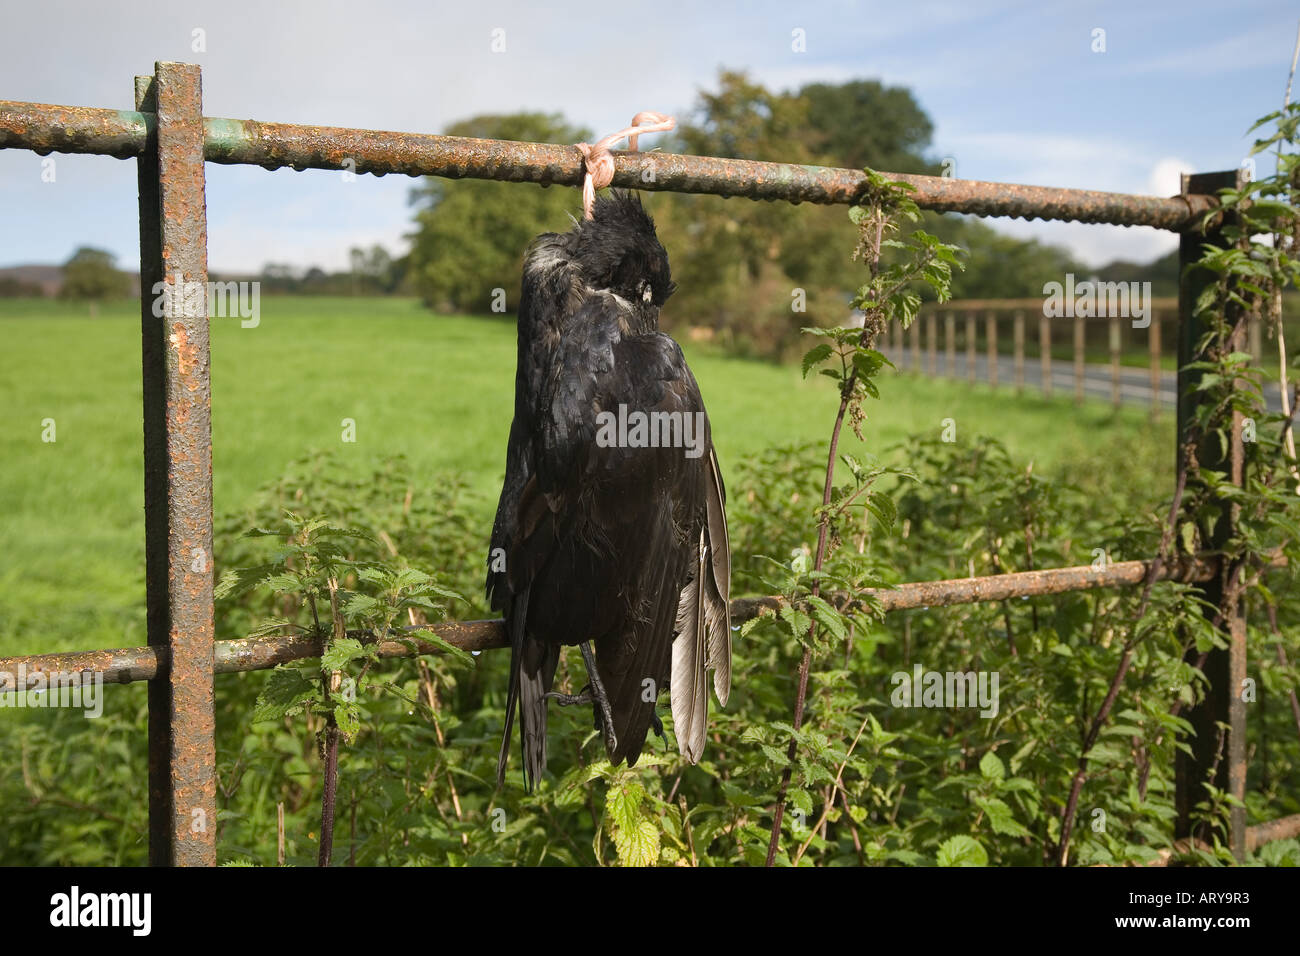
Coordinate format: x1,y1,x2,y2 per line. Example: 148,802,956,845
0,295,1169,657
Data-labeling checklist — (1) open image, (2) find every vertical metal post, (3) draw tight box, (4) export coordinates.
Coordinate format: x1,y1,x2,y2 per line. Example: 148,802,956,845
986,312,998,389
1013,310,1025,395
966,312,976,384
1149,312,1162,419
927,313,938,376
944,312,955,378
137,62,216,867
1174,170,1248,860
910,317,921,374
1109,315,1121,409
1074,314,1085,406
1040,312,1052,397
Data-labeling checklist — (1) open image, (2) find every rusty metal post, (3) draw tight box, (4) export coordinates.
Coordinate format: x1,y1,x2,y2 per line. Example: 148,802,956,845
944,312,955,377
1149,312,1162,419
986,312,998,389
1174,170,1248,860
137,63,216,867
966,312,977,384
1074,313,1085,405
1040,312,1052,397
1109,315,1122,409
1013,310,1025,394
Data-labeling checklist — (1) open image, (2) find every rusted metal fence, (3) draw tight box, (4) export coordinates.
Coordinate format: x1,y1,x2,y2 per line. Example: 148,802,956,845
1,61,1294,866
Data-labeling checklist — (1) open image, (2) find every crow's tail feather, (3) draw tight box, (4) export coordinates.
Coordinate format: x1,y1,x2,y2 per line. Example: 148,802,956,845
518,638,559,792
495,586,561,792
495,588,529,789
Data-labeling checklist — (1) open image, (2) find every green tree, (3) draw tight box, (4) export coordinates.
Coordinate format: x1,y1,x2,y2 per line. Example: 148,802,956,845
801,79,937,175
58,247,129,302
941,217,1082,299
407,113,591,313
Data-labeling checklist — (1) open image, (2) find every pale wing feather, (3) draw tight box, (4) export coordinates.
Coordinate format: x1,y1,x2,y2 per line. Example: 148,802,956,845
671,531,710,762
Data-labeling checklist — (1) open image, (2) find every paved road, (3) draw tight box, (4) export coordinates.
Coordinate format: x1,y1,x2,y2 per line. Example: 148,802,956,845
881,347,1286,412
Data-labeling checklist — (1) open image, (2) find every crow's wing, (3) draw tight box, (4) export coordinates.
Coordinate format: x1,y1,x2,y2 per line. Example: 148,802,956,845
489,233,576,789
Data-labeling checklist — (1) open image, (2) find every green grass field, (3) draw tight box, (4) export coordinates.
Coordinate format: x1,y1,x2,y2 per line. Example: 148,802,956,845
0,295,1171,658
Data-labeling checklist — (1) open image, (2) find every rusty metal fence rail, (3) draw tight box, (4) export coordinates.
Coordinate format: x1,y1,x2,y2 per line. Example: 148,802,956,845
0,61,1291,866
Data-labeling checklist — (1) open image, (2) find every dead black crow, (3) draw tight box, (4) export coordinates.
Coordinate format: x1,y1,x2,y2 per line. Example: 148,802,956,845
488,191,731,791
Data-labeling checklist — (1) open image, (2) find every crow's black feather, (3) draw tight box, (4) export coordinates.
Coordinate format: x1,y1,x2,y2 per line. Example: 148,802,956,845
488,191,731,789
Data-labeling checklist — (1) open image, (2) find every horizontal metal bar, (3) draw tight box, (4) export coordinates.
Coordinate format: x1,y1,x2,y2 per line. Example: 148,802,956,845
1246,811,1300,852
0,556,1218,688
1124,811,1300,865
0,101,152,158
0,99,1216,230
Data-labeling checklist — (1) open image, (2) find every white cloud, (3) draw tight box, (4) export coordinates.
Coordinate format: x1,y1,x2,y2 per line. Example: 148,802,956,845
1146,156,1194,197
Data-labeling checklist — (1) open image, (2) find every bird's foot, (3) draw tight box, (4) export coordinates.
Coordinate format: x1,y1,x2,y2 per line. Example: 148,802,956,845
544,688,594,707
578,642,619,756
651,711,667,750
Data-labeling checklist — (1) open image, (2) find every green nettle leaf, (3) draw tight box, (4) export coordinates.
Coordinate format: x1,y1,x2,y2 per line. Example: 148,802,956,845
789,789,814,815
975,797,1032,838
937,835,989,867
322,637,367,672
605,779,659,867
778,605,813,641
978,751,1005,783
333,697,362,740
806,595,848,641
252,668,318,723
867,493,897,530
802,343,834,378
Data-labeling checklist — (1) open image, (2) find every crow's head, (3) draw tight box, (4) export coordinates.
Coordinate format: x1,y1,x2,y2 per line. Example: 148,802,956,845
574,191,675,308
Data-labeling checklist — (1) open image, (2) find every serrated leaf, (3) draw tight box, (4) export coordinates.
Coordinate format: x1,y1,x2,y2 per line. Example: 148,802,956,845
975,796,1031,838
606,780,659,867
937,835,988,867
979,750,1005,782
802,343,834,378
322,637,366,672
252,668,318,723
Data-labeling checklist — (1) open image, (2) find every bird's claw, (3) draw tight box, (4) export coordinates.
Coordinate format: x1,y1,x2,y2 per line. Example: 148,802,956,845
544,688,593,707
543,677,619,754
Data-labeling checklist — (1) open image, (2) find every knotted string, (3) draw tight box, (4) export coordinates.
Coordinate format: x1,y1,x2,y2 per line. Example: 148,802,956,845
576,111,676,219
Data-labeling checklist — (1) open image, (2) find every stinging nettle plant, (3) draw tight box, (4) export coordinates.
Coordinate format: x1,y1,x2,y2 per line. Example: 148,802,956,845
761,170,964,865
215,510,468,866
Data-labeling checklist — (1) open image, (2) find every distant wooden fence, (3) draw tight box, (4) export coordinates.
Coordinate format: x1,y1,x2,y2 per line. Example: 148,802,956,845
884,297,1268,416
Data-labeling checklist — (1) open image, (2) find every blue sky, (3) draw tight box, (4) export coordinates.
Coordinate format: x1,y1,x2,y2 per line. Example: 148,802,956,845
0,0,1294,273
